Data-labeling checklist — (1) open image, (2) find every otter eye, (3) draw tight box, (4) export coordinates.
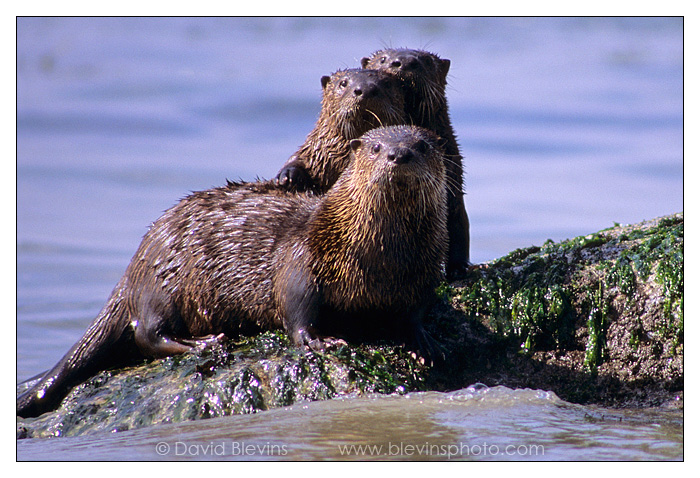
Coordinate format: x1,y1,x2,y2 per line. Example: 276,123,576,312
339,79,348,88
372,143,382,154
379,56,387,64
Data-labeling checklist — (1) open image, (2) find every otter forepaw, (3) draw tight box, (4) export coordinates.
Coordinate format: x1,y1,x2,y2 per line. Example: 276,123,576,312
318,337,348,351
295,329,346,353
412,329,446,367
275,163,313,192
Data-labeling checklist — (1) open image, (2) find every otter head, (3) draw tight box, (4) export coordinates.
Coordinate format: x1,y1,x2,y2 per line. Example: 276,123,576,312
319,69,405,140
347,125,446,198
361,48,450,124
361,48,450,85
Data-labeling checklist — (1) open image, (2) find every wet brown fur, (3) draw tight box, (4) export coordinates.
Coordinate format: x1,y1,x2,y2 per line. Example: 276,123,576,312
361,48,471,276
17,125,447,418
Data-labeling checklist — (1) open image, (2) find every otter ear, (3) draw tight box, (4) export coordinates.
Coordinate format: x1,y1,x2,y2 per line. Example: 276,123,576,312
360,57,370,69
439,59,451,79
321,75,331,89
350,139,362,151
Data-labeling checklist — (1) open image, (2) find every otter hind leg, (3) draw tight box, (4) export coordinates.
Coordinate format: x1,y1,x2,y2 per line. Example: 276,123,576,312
133,316,226,358
131,289,225,358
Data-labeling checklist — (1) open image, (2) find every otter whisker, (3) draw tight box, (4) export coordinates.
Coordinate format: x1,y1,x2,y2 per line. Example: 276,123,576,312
365,108,383,126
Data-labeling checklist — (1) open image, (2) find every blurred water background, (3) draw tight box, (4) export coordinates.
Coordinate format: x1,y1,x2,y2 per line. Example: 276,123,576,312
16,17,683,460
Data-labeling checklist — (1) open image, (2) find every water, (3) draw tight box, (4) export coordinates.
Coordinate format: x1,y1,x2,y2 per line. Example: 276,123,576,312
17,386,682,461
16,17,683,460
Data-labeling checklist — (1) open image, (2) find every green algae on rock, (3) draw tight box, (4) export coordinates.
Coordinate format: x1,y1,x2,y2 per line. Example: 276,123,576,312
430,213,683,405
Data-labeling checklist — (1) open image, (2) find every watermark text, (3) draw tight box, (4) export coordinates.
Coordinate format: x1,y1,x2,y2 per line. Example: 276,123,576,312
337,441,545,459
155,440,288,457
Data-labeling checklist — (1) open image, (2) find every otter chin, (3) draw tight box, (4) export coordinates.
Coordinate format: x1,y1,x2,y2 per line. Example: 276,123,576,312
17,125,448,418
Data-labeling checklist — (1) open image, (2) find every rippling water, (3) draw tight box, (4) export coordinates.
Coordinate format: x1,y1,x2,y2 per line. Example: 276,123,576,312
17,386,683,461
16,17,683,460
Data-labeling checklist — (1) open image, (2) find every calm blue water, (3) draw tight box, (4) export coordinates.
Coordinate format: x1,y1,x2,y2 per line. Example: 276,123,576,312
16,17,683,460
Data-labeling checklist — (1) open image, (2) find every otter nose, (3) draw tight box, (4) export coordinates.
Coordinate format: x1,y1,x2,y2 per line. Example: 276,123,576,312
390,55,419,71
387,147,414,164
354,82,379,98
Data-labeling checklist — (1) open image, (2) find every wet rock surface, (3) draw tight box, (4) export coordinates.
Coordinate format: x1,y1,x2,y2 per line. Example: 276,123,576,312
17,333,427,439
17,214,683,439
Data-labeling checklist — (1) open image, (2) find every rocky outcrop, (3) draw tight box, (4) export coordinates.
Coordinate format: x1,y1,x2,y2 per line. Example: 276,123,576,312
17,213,683,439
426,213,683,406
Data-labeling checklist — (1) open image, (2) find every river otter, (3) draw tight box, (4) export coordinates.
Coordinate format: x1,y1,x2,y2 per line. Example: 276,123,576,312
275,68,406,192
361,48,471,278
17,125,448,418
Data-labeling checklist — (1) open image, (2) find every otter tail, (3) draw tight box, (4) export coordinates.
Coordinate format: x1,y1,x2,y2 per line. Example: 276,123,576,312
17,302,134,418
